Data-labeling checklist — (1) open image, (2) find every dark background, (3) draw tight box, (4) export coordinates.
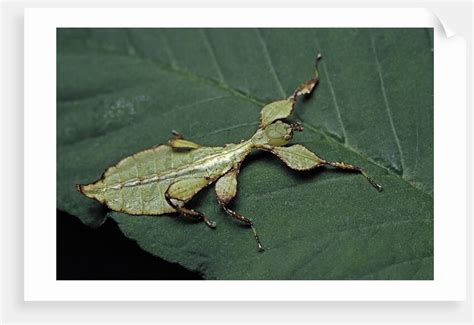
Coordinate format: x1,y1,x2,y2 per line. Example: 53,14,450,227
56,210,202,280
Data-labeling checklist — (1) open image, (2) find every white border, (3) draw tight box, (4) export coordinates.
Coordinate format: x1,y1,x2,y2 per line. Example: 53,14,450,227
24,8,466,301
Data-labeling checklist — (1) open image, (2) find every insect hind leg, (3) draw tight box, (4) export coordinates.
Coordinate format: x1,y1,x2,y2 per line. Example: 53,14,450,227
165,193,217,229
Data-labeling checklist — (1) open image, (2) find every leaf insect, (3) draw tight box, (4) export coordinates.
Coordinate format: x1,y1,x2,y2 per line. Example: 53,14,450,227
77,54,383,252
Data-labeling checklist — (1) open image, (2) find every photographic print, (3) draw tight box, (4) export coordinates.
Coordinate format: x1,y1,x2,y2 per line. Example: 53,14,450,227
56,28,433,280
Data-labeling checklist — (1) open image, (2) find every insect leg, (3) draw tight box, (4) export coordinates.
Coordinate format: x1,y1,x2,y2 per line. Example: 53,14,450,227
322,160,384,192
219,202,264,252
267,144,382,191
215,169,264,252
168,130,202,150
165,177,217,228
165,193,217,229
290,53,322,100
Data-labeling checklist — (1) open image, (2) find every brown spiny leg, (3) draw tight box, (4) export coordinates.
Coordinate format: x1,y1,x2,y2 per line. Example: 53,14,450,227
215,169,264,252
322,160,383,192
165,193,216,229
290,53,322,100
165,178,216,228
168,130,202,150
268,144,382,192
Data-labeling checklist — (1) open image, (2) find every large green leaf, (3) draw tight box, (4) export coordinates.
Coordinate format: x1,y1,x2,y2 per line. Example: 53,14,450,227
57,28,433,279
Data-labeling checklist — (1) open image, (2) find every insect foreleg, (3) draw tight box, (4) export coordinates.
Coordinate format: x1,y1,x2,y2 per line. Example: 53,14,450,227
215,169,264,252
168,130,202,150
268,144,383,192
259,55,323,128
322,160,384,192
290,53,322,100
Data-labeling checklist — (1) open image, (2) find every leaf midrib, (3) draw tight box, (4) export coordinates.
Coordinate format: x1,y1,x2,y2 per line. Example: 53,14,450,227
58,42,432,199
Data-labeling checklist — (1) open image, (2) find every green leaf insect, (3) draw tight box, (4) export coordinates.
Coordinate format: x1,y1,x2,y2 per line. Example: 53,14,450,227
77,54,383,252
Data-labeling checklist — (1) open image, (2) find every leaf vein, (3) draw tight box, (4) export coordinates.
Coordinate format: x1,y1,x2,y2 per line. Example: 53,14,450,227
359,255,432,279
255,29,286,97
125,29,140,56
298,121,432,199
61,95,232,146
315,38,348,144
193,122,259,140
200,29,226,83
159,31,179,68
370,33,405,175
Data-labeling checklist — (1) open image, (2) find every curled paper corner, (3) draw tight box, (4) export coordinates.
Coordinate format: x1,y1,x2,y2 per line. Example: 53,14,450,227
427,7,467,39
433,13,455,38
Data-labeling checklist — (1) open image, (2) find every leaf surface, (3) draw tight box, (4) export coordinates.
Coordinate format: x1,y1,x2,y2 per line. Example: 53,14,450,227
57,28,433,279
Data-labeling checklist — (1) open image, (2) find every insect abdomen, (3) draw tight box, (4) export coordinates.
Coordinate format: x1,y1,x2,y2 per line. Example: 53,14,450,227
78,178,176,215
78,142,252,215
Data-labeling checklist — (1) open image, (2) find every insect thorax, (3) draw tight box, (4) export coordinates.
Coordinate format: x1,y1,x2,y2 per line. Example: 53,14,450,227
251,121,294,148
